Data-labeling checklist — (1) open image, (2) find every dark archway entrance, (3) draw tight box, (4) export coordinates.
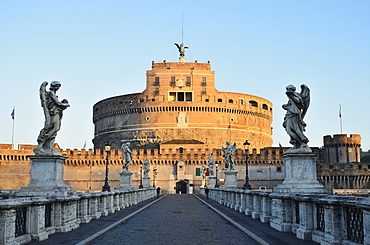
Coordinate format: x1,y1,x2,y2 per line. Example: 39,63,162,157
176,180,188,194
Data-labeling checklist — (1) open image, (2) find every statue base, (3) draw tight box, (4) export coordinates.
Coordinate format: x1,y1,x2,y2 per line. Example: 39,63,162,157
143,176,151,188
18,155,75,197
222,170,239,189
115,170,136,190
208,176,217,188
274,153,328,194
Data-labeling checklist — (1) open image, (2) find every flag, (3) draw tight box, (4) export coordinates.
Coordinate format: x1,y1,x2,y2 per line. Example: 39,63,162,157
82,141,86,149
11,108,15,120
339,105,342,118
279,143,282,148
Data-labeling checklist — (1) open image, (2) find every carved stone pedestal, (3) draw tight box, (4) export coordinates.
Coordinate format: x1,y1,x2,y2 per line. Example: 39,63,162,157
18,155,75,197
222,170,239,189
143,176,151,188
115,170,136,190
208,176,217,188
274,153,327,194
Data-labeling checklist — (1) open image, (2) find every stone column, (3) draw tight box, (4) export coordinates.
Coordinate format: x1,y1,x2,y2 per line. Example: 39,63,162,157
320,197,344,245
0,201,17,245
252,191,262,219
270,193,294,232
29,197,49,241
295,195,315,240
260,192,272,223
239,190,246,213
78,193,92,224
244,191,253,216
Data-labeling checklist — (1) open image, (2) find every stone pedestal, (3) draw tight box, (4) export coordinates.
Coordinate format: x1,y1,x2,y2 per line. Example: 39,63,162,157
274,153,327,194
222,170,239,189
18,155,74,197
143,176,151,188
208,176,217,188
115,170,136,190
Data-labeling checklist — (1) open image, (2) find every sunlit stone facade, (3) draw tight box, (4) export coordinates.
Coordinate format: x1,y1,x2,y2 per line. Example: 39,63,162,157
93,60,273,152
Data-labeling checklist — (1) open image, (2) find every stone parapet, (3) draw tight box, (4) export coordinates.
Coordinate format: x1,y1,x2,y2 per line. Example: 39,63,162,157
207,188,368,245
0,188,155,245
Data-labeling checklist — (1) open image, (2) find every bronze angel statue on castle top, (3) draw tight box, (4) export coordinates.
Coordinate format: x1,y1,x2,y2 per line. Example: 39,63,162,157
282,84,311,153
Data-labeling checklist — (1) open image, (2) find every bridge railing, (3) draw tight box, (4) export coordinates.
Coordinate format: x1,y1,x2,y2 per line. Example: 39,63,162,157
207,188,370,245
0,188,156,245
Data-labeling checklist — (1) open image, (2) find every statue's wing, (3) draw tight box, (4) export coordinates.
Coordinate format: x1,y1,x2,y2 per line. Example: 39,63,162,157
174,43,180,49
300,84,310,120
39,82,51,127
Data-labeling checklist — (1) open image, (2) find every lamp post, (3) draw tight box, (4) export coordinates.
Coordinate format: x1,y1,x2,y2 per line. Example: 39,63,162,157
139,161,143,189
215,162,219,188
243,140,252,190
102,143,111,192
152,166,158,187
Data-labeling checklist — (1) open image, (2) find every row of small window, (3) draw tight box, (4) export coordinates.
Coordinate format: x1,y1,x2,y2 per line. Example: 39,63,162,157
154,77,207,86
329,164,368,170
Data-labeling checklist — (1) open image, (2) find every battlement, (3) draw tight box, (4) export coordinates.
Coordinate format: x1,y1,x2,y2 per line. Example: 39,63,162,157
324,134,361,146
151,61,211,70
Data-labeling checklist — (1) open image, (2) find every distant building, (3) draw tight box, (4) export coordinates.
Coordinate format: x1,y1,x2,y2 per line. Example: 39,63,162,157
318,134,370,189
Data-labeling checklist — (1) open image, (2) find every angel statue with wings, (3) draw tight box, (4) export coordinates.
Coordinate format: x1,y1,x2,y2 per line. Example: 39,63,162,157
174,43,188,57
122,142,132,171
34,81,69,156
282,84,311,152
143,158,150,177
222,141,237,170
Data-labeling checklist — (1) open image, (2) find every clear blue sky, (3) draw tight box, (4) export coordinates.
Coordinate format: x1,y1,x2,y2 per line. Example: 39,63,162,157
1,1,369,150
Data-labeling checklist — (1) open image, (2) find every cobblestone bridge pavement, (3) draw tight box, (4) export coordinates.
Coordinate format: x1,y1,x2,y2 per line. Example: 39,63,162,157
30,194,318,245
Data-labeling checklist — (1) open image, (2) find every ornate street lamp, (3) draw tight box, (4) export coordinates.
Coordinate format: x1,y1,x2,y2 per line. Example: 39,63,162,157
215,162,219,188
243,140,252,190
102,143,111,192
152,166,158,187
139,161,143,189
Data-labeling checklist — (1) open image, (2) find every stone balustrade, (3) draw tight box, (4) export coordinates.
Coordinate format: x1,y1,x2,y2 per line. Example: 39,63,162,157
0,188,156,245
207,188,370,245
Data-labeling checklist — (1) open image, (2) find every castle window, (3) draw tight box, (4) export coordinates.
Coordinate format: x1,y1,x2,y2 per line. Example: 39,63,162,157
358,164,362,170
169,92,193,102
154,88,159,94
262,104,268,110
249,100,258,107
276,166,282,172
154,77,160,85
201,77,207,86
205,99,209,102
217,98,222,102
140,98,144,102
186,77,191,86
229,99,233,103
170,77,176,86
239,99,244,105
178,92,185,101
201,88,206,94
179,147,184,154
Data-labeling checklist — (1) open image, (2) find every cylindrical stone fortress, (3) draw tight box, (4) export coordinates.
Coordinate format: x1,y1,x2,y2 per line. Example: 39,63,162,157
93,61,273,151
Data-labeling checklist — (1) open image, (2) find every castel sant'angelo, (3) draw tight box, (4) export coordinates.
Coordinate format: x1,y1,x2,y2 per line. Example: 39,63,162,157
1,44,368,194
93,47,273,151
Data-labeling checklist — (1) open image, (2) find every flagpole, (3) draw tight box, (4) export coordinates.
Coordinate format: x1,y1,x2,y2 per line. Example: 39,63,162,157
11,107,15,145
339,104,343,134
